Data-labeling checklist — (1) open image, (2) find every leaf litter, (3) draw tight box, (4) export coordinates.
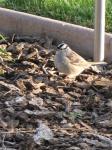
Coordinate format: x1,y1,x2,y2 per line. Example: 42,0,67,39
0,34,112,150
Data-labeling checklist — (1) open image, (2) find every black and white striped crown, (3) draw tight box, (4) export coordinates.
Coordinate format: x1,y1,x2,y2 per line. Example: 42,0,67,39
57,42,68,50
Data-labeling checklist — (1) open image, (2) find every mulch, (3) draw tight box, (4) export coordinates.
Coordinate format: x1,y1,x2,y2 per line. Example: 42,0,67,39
0,34,112,150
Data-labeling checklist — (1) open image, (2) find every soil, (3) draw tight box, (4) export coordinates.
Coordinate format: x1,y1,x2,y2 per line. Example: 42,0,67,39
0,34,112,150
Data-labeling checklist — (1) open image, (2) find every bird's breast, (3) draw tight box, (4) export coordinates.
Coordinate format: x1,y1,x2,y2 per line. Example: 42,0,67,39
54,52,71,74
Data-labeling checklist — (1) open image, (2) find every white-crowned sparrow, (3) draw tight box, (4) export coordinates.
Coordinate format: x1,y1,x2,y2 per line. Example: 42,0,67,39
54,42,105,78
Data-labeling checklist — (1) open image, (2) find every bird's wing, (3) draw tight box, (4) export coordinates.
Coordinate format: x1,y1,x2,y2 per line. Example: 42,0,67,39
66,49,87,65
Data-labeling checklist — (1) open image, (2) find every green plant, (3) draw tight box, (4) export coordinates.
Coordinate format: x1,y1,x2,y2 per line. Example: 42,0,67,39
67,112,82,122
0,34,7,41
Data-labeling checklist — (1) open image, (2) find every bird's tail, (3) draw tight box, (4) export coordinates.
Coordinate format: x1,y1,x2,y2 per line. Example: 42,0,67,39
89,61,107,66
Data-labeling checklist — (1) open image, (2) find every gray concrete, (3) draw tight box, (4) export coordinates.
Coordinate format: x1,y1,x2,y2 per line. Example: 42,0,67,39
0,7,112,62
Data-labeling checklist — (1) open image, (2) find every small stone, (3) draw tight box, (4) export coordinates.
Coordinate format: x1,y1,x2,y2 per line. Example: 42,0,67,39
15,96,26,104
33,122,54,145
73,102,81,106
66,146,81,150
106,99,112,108
60,119,67,124
73,109,84,115
79,142,90,150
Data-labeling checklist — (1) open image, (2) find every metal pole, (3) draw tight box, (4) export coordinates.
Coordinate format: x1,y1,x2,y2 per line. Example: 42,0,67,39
94,0,106,61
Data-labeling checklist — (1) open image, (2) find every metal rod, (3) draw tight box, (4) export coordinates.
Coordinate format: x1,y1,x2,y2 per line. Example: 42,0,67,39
94,0,106,61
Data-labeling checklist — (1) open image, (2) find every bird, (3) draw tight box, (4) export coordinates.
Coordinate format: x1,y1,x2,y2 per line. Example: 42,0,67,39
54,42,106,79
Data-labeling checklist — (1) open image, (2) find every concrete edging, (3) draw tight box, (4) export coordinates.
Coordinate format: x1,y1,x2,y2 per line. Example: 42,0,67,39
0,7,112,62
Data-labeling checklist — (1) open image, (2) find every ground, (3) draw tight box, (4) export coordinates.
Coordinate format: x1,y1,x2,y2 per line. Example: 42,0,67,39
0,34,112,150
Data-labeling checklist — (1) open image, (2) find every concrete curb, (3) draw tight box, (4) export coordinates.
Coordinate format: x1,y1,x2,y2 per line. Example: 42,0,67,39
0,7,112,62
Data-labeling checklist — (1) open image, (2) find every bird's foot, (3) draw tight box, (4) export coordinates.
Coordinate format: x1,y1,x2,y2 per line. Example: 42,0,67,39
63,75,76,83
